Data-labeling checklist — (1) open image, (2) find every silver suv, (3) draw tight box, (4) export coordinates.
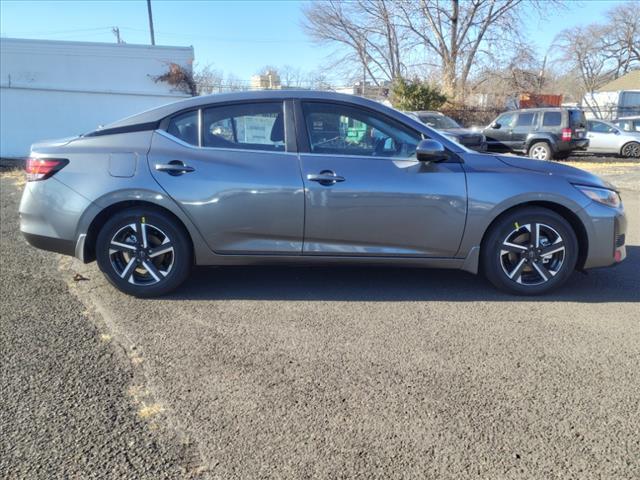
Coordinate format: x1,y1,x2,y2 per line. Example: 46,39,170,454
20,91,627,297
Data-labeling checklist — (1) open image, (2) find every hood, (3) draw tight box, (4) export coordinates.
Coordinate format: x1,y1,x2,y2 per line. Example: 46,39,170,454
442,128,480,136
495,154,617,191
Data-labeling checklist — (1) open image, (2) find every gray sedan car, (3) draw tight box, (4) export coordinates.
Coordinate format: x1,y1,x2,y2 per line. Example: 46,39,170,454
20,91,627,296
586,119,640,157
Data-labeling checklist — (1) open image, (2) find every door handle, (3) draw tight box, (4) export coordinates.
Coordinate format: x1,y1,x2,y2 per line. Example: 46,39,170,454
155,160,195,176
307,170,345,186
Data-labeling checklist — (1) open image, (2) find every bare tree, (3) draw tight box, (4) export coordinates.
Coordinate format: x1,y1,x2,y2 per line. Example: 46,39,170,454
303,0,557,99
601,2,640,77
396,0,557,98
302,0,407,86
193,63,224,95
280,65,304,88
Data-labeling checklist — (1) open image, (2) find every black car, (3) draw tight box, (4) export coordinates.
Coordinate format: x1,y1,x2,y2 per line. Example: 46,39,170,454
407,111,487,152
483,108,589,160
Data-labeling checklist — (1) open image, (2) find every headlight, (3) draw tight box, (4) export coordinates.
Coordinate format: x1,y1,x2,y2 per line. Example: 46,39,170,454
574,185,621,208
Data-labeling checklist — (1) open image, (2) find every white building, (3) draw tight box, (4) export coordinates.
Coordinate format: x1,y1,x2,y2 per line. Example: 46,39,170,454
582,70,640,120
0,38,194,158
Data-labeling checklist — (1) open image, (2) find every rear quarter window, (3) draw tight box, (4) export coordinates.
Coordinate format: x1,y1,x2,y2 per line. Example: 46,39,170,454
569,110,586,128
542,111,562,127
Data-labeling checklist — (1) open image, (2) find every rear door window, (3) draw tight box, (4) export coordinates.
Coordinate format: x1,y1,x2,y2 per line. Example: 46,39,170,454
202,102,285,151
515,113,535,127
542,111,562,127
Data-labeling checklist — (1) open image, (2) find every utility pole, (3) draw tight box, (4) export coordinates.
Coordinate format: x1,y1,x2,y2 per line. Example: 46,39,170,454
146,0,156,46
112,27,122,44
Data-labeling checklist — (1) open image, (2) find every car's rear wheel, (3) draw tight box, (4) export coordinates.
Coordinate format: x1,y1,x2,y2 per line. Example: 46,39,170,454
621,141,640,158
481,207,578,295
528,142,553,160
96,208,192,297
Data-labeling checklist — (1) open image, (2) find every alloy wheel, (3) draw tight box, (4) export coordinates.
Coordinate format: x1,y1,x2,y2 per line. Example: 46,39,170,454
500,222,566,286
108,221,175,285
622,142,640,158
530,145,549,160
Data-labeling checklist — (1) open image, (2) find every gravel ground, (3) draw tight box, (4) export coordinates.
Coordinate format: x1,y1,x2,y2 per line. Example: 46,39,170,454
0,174,198,479
1,164,639,479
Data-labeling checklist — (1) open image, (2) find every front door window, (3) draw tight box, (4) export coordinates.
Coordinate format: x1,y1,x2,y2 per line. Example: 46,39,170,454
302,102,421,158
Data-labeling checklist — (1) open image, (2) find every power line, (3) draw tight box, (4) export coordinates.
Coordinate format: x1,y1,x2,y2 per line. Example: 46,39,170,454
118,27,314,44
1,26,114,36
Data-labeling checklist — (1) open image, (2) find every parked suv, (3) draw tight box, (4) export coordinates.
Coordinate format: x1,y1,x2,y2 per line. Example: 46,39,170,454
406,111,487,152
483,108,588,160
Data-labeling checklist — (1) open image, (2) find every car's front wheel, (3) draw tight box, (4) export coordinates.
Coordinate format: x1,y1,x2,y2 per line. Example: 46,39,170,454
621,141,640,158
481,207,578,295
96,208,192,297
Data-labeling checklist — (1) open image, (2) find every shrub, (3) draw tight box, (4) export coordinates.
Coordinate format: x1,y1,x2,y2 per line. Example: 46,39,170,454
390,78,447,111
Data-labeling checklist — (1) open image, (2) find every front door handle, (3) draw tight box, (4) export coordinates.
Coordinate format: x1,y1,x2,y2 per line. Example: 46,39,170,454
307,170,345,186
155,160,195,176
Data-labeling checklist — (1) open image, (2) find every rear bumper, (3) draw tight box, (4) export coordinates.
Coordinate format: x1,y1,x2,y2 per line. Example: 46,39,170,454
22,232,75,256
557,138,589,152
19,178,91,258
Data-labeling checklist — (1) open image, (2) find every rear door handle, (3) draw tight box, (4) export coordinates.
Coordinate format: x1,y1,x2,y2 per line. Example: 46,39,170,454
155,160,195,176
307,170,345,186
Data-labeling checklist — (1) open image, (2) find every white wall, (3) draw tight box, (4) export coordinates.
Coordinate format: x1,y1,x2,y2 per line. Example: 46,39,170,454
0,38,194,157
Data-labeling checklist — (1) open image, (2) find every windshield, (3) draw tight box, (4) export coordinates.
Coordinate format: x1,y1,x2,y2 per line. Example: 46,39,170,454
418,114,460,129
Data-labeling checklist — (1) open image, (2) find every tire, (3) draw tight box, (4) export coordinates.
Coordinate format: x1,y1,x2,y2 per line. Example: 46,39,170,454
621,141,640,158
481,207,578,295
528,141,553,160
96,208,192,297
527,142,553,160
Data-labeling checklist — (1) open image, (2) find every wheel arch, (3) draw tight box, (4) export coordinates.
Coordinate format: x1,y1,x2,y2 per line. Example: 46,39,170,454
620,140,640,157
525,136,555,154
479,200,589,271
82,200,195,264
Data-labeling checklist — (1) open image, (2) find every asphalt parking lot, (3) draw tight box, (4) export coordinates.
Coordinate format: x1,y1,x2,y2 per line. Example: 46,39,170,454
1,162,639,479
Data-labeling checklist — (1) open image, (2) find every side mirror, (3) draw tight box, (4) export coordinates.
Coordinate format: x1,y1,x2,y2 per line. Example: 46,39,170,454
491,122,501,129
416,139,448,163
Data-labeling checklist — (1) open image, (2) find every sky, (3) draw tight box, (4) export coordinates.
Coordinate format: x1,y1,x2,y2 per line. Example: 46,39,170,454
0,0,628,85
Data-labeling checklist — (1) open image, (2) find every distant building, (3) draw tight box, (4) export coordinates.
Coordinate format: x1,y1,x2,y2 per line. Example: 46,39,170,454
582,70,640,120
0,38,194,158
336,81,391,103
251,70,281,90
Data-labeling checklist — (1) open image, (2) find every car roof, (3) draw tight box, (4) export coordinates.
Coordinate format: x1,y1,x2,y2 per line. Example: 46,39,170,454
510,107,580,113
102,90,394,130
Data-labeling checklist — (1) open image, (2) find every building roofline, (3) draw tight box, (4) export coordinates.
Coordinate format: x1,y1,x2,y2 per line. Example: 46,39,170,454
0,36,193,52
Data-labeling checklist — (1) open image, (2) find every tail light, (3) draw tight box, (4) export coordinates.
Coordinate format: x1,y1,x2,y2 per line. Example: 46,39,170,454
25,158,68,182
561,128,572,141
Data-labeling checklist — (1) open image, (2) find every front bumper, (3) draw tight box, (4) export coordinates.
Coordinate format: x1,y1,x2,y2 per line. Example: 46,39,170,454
578,200,627,269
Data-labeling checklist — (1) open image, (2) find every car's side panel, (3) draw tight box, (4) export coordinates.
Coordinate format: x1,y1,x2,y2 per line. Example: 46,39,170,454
147,131,305,254
299,154,468,257
458,154,592,257
27,131,215,264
